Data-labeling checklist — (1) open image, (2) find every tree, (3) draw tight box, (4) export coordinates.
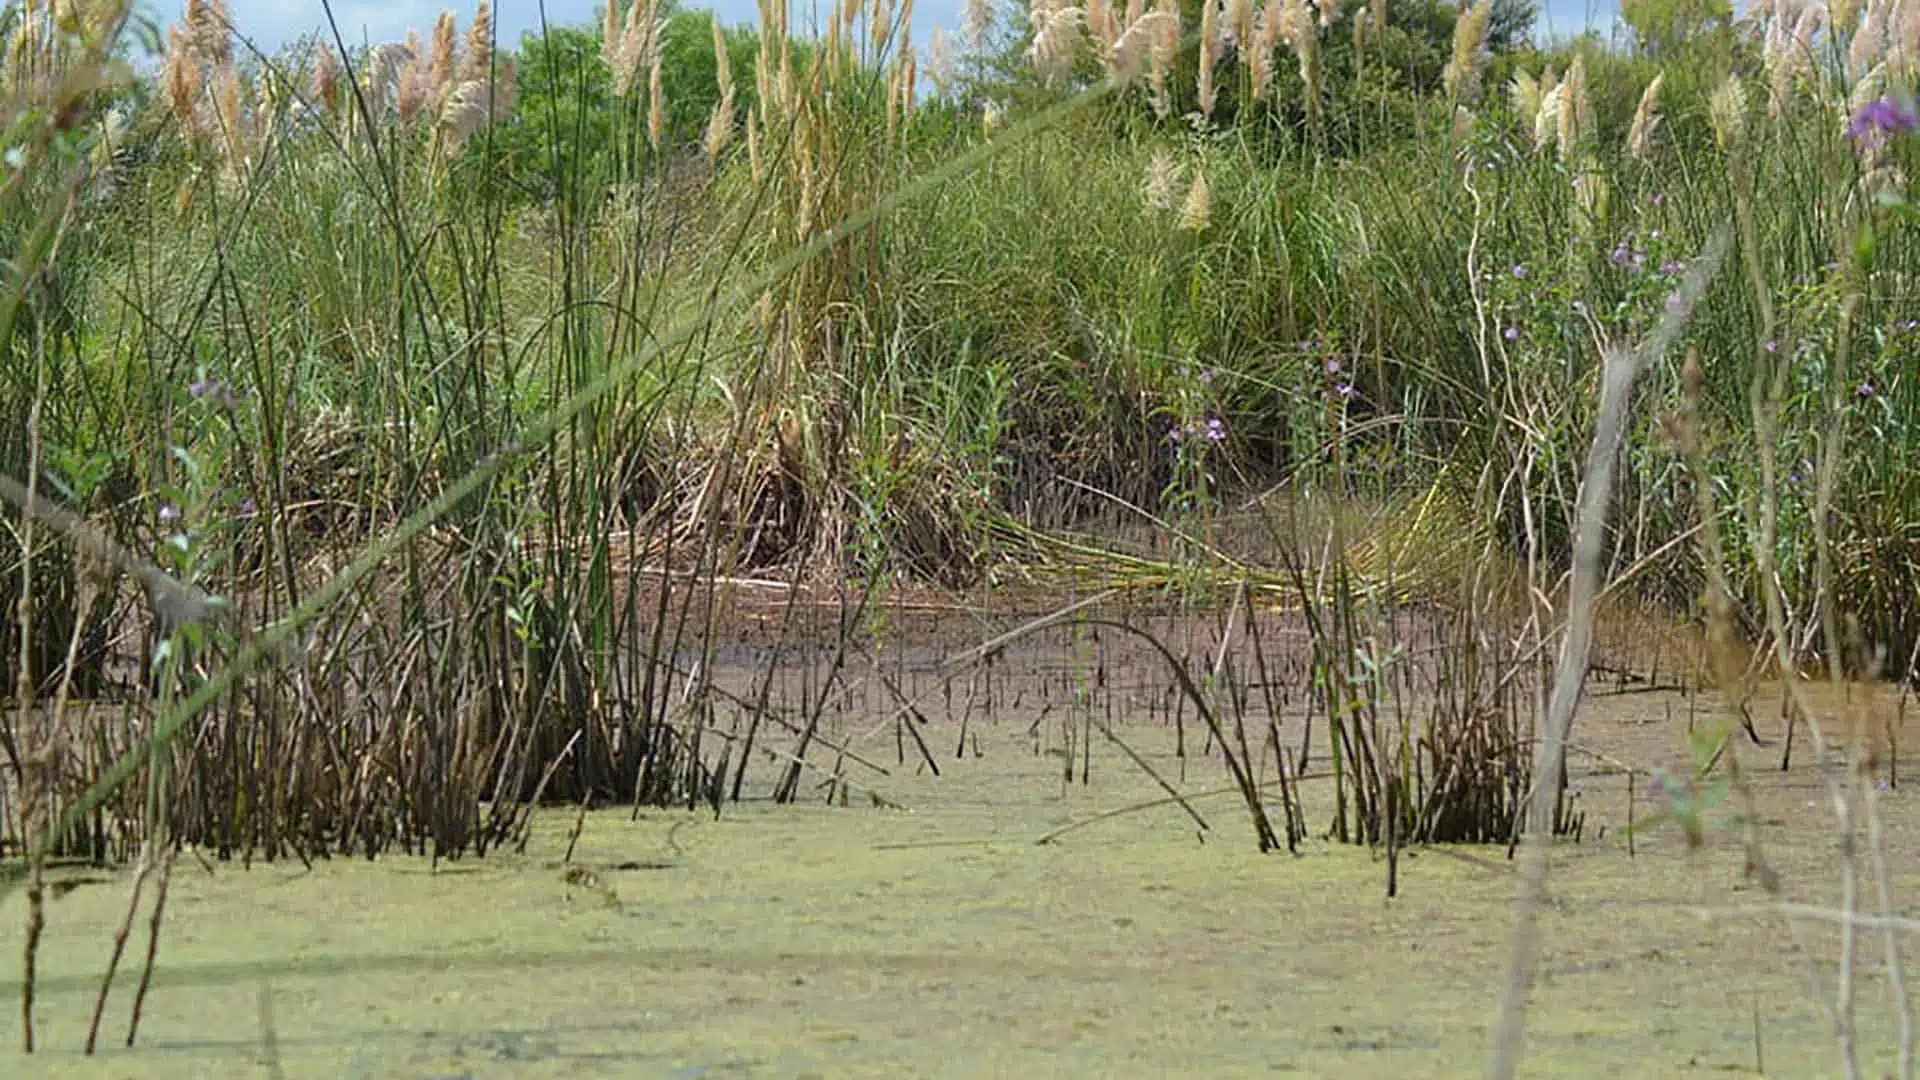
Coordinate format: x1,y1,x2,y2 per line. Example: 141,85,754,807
1620,0,1732,57
494,9,764,203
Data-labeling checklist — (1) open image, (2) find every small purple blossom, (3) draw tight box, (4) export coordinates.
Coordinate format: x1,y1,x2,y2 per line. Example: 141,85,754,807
1848,96,1918,154
1611,243,1633,267
1204,417,1226,442
1660,259,1685,278
1512,264,1528,279
1333,382,1356,400
1503,326,1520,342
188,378,236,409
158,503,181,525
1765,339,1780,354
1325,358,1342,375
1860,382,1877,397
1651,192,1666,207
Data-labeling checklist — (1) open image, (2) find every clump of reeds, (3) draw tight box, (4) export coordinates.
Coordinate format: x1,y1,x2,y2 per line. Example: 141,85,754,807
157,0,518,194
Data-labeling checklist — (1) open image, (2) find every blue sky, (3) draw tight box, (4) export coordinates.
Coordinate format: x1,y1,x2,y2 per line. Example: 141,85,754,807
148,0,1629,57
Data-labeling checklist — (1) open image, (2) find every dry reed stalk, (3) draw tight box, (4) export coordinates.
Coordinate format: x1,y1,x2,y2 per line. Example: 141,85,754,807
123,842,176,1047
16,313,47,1055
1487,230,1725,1079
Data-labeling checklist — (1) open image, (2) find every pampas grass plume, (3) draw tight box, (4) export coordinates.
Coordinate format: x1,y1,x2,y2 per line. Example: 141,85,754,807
1197,0,1218,118
1626,71,1662,162
648,58,665,149
1556,54,1590,164
1443,0,1491,102
1142,147,1181,210
1178,167,1211,231
1710,72,1748,153
461,0,493,82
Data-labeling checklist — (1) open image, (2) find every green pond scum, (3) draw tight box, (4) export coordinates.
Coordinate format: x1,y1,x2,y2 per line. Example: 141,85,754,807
1,708,1908,1079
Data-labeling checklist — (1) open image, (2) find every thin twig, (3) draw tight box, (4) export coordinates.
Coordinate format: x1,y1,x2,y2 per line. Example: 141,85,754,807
1488,230,1725,1080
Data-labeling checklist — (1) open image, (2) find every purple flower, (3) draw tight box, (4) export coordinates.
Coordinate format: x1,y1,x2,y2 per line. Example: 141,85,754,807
158,503,180,525
1651,192,1666,207
1660,259,1685,278
1649,228,1662,241
1503,326,1520,342
1333,382,1355,399
1325,358,1342,375
1848,97,1918,153
1512,263,1528,279
188,379,236,409
1765,339,1780,354
1611,242,1633,267
1199,367,1216,386
1205,417,1227,442
1860,382,1877,397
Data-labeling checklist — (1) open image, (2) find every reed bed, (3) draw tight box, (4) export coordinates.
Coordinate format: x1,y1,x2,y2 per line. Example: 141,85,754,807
3,0,1920,1072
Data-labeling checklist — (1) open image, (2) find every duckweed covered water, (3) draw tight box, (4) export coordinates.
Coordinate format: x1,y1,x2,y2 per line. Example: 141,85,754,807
1,694,1910,1078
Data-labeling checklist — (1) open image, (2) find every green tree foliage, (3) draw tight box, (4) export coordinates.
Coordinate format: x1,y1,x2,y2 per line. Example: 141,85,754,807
493,25,617,201
493,8,762,202
1619,0,1732,58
